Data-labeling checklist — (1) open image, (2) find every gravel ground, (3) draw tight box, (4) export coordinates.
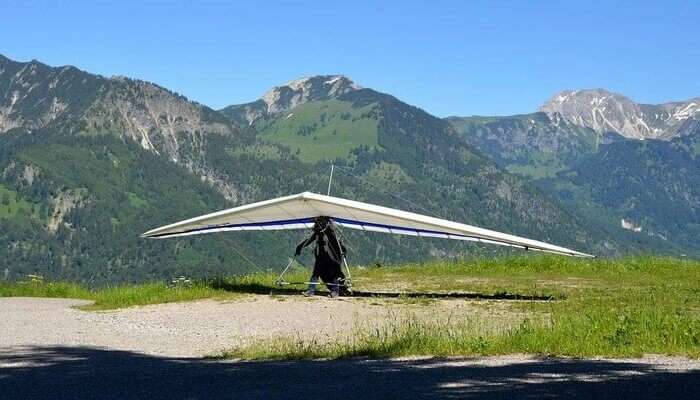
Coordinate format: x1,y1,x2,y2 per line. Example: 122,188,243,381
0,296,389,357
2,297,700,399
0,296,528,357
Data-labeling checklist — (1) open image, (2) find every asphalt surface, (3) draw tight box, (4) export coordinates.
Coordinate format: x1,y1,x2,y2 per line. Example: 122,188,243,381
2,347,700,399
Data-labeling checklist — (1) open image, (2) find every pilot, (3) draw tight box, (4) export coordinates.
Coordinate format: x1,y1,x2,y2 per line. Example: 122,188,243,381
295,216,348,297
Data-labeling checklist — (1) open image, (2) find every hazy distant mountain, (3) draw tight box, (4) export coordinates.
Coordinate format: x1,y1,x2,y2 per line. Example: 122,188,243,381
538,129,700,252
539,89,700,140
446,112,599,178
449,89,700,256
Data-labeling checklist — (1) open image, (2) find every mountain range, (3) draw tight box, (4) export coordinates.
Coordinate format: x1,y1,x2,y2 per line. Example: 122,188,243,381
539,89,700,140
448,89,700,254
0,54,696,283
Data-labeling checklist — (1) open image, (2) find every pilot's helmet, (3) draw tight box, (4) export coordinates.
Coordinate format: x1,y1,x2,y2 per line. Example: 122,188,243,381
313,216,330,233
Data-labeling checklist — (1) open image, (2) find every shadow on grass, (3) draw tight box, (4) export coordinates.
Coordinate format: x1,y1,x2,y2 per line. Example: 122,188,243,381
208,279,558,301
348,290,557,301
1,345,697,399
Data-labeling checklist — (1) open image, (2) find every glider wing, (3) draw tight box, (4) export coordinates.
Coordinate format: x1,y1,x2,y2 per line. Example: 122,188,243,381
141,192,593,257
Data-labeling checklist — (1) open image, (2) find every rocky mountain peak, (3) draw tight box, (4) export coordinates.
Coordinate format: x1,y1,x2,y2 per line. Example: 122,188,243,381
540,89,700,140
0,54,235,161
220,75,361,126
260,75,360,114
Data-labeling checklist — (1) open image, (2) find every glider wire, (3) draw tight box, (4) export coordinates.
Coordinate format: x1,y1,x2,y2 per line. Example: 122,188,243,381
227,239,270,275
332,165,442,219
333,223,356,256
333,165,466,261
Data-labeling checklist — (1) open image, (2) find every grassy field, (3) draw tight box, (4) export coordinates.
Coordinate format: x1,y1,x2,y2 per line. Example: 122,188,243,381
220,255,700,359
2,255,700,359
0,183,38,219
0,277,238,310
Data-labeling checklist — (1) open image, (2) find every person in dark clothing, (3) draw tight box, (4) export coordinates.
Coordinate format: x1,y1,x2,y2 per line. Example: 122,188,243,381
295,216,348,297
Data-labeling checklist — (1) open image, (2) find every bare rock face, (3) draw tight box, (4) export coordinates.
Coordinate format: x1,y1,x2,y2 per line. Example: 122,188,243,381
81,78,235,160
47,189,89,233
540,89,700,140
0,55,238,163
0,56,102,133
220,75,360,125
261,75,360,114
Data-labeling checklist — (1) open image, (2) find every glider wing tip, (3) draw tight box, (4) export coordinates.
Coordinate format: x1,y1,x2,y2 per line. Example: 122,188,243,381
140,230,158,239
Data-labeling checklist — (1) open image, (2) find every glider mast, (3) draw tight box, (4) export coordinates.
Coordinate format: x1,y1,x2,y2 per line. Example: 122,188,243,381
327,164,335,196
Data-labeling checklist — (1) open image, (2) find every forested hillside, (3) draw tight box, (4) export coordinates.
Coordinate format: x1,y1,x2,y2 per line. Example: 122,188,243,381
449,95,700,257
0,56,673,284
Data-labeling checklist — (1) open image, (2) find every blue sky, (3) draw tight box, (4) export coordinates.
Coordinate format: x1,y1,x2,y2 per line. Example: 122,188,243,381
2,0,699,117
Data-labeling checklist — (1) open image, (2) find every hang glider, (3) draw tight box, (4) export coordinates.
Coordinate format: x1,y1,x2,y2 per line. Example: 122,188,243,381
141,192,593,258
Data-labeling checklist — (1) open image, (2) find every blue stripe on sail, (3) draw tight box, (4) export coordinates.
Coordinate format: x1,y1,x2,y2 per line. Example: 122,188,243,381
145,214,586,255
150,216,473,240
330,217,471,239
148,216,527,250
148,217,316,238
331,218,530,250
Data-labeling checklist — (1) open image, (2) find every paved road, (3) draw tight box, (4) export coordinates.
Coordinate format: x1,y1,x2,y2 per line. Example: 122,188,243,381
1,346,699,399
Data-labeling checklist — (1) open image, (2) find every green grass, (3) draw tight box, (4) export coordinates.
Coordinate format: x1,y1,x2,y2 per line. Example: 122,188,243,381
85,283,232,310
505,152,567,179
217,255,700,359
0,184,38,219
0,279,235,310
126,192,148,208
259,100,380,163
0,268,313,310
0,280,92,300
221,304,700,360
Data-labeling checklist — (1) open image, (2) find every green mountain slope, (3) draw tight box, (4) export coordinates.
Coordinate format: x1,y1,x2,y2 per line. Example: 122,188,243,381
447,109,700,257
0,55,289,283
0,131,295,283
447,113,599,178
221,85,648,258
538,132,700,253
0,55,660,284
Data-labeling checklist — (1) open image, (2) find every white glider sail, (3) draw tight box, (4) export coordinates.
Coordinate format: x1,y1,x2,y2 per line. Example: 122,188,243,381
141,192,593,257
